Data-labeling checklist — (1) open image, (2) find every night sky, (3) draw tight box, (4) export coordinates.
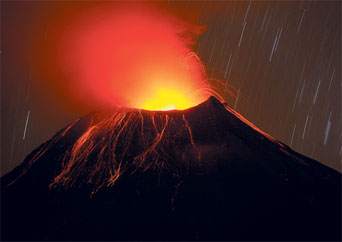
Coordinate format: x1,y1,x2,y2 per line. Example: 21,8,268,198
1,0,341,176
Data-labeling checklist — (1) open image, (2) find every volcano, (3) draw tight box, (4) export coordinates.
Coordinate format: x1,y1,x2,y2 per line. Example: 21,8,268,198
1,96,341,241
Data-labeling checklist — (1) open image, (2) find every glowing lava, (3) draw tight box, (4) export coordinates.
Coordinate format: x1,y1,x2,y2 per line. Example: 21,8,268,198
139,88,197,111
39,4,210,111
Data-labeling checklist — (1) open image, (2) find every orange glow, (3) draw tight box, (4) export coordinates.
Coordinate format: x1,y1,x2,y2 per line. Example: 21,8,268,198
38,4,210,111
139,88,200,111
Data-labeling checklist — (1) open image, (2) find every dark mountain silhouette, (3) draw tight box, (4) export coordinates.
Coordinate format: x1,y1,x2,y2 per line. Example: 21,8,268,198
1,96,341,241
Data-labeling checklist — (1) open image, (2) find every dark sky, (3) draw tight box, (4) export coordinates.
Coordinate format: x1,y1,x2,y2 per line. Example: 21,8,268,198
1,0,341,175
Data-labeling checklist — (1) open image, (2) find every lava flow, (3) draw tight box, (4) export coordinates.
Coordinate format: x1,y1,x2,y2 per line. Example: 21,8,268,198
21,106,202,194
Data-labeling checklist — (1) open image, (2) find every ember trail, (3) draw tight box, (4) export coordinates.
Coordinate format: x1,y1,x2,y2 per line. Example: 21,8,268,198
20,106,200,194
13,97,285,195
52,109,200,194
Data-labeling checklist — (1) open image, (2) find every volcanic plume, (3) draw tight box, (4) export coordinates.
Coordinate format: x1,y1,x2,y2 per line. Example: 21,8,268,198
1,97,341,240
37,4,210,112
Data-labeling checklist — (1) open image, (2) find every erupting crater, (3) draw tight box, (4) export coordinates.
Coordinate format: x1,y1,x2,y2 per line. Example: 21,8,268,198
139,87,205,111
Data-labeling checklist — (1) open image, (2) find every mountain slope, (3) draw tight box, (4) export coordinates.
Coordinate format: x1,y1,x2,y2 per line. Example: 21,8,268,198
1,96,341,240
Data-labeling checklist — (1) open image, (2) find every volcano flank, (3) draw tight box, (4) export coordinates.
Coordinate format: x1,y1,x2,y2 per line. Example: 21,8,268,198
1,96,341,240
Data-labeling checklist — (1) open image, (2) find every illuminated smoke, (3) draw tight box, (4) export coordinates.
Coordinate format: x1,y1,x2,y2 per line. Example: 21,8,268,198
51,5,210,111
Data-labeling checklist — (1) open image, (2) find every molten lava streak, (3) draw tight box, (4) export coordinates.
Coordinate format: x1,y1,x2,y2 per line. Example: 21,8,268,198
43,5,210,111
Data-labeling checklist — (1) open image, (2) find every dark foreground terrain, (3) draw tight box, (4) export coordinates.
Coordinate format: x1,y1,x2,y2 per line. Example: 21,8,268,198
1,97,341,240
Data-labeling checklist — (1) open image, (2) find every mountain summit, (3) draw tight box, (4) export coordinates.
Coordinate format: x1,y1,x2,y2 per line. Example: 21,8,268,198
1,96,341,240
